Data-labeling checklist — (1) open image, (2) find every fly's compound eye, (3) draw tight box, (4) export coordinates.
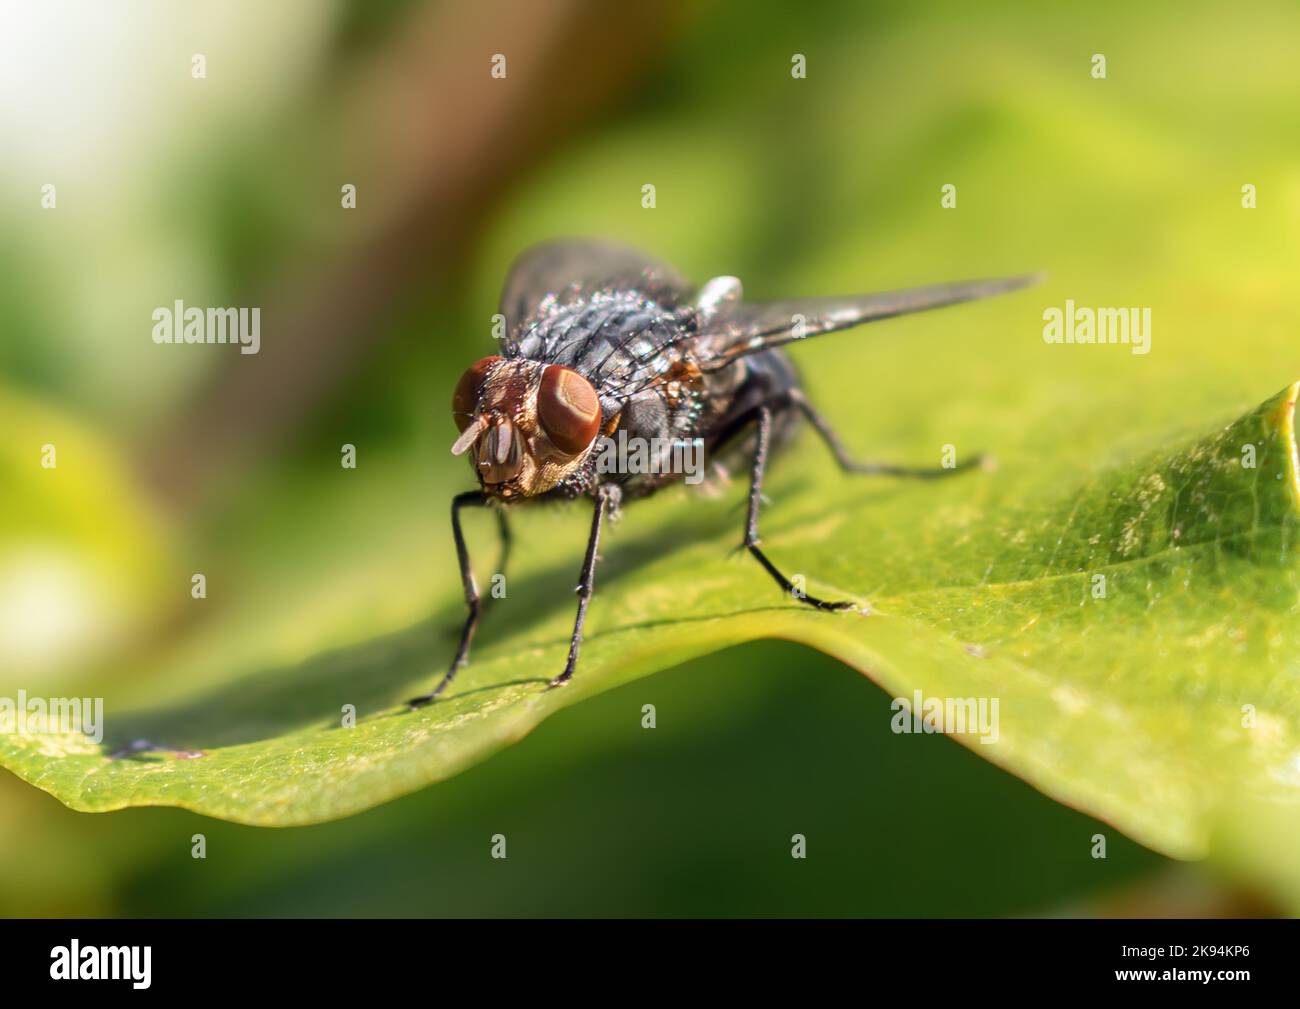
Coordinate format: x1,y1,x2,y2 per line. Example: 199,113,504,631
452,355,503,432
538,365,601,455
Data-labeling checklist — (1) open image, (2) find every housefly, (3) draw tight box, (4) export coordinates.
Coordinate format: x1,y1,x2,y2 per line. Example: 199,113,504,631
409,240,1036,706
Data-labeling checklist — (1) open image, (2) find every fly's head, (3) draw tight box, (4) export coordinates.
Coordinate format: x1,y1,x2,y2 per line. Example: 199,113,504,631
450,356,603,500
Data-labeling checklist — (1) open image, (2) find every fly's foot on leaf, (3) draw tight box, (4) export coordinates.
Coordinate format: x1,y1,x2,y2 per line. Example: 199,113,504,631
798,594,858,612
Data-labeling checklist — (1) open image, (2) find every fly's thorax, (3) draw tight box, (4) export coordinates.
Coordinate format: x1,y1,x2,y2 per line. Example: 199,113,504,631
450,357,604,500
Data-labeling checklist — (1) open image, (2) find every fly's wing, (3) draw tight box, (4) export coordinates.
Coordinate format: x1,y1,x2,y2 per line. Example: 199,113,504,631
499,239,694,351
697,274,1041,371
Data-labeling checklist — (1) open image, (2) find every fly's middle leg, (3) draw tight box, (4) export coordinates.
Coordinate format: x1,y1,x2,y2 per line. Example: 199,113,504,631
744,404,857,612
789,388,991,479
491,507,512,599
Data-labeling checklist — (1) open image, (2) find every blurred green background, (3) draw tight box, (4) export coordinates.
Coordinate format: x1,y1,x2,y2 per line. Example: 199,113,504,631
2,0,1297,915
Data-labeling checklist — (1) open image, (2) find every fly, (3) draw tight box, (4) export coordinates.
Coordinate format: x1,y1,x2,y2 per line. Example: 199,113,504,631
408,239,1037,706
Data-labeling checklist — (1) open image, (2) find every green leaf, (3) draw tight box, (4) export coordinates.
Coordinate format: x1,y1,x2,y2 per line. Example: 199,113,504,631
4,377,1300,890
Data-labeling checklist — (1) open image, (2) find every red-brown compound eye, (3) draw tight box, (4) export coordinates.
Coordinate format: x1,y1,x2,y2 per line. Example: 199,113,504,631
452,356,502,432
537,365,601,455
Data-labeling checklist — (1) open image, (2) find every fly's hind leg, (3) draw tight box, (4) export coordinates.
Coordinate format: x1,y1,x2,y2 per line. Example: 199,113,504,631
745,404,858,612
789,388,991,479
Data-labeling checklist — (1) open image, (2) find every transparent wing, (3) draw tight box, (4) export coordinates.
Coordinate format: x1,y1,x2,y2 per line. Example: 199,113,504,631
499,239,694,339
698,274,1041,370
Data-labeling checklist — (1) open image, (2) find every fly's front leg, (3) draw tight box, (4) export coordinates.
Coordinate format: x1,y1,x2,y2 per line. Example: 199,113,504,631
551,483,621,688
746,405,856,612
789,388,990,478
409,490,487,708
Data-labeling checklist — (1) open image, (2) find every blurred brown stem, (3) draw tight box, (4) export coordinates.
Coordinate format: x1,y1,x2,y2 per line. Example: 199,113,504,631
140,0,687,508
